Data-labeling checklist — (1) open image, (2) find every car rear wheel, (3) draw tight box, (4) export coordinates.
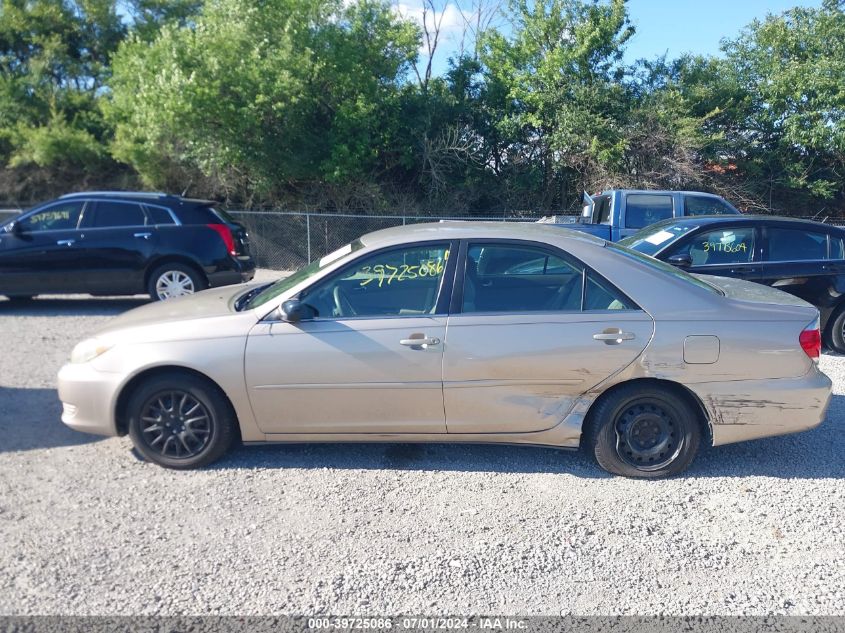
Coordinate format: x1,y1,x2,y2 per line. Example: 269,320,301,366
127,373,237,469
585,383,701,478
147,263,206,301
826,307,845,354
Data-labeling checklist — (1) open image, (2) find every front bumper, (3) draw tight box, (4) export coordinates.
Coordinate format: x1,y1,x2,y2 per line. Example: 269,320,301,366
58,362,123,437
691,366,833,446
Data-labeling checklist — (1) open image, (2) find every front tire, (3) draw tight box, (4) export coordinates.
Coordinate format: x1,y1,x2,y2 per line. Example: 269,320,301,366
147,263,206,301
127,373,237,469
584,383,701,478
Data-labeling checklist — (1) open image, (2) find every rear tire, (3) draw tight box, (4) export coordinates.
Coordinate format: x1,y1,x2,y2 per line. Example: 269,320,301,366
584,383,701,478
126,373,237,469
827,307,845,354
147,263,206,301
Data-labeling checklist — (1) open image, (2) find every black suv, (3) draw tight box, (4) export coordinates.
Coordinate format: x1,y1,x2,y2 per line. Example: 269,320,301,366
621,215,845,351
0,192,255,301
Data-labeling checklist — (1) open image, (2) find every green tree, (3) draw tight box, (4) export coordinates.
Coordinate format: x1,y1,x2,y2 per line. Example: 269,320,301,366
0,0,123,176
106,0,419,205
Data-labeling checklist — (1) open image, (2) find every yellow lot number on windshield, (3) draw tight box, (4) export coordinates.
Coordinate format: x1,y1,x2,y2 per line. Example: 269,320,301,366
359,258,445,287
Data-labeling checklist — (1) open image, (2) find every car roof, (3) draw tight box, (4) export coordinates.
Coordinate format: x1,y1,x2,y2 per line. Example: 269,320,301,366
643,214,844,231
597,190,727,197
59,191,215,206
360,221,608,247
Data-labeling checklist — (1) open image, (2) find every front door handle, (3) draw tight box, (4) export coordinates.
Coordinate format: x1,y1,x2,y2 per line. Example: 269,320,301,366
593,329,635,345
56,239,75,246
134,232,152,239
400,335,441,349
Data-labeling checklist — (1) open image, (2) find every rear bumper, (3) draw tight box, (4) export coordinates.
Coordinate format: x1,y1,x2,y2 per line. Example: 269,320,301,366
690,367,832,446
208,256,256,288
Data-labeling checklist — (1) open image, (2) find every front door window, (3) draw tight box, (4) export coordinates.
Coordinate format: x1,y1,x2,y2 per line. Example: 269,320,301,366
301,243,451,318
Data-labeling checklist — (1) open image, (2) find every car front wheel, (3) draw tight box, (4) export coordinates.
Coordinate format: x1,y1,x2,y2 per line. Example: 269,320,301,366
584,383,701,478
127,373,237,469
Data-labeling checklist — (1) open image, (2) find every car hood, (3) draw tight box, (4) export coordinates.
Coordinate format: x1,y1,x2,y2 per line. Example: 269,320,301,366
96,284,254,335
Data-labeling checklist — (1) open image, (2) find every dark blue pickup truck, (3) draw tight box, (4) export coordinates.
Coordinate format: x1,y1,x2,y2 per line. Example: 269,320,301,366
539,190,741,242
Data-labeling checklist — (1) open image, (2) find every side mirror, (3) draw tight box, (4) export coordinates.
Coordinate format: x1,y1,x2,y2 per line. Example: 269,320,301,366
280,299,313,323
9,220,23,236
667,253,692,267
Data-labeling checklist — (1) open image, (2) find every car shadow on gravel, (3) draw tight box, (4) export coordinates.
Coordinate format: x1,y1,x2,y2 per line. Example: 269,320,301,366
0,296,148,316
210,395,845,479
0,386,104,452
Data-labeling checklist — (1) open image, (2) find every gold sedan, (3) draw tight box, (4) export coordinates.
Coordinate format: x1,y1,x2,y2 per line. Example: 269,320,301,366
58,222,831,477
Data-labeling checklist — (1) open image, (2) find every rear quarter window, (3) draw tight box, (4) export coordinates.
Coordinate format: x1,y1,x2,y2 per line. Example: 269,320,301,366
173,205,220,224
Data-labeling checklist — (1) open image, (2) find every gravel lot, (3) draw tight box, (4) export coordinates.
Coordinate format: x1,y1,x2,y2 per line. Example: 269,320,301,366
0,273,843,616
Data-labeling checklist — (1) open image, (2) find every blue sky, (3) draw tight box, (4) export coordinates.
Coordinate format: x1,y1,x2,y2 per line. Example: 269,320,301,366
414,0,824,76
623,0,823,63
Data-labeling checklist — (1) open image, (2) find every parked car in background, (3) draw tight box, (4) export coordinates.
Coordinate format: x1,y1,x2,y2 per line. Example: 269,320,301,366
620,215,845,352
538,190,741,241
0,192,254,302
58,222,830,478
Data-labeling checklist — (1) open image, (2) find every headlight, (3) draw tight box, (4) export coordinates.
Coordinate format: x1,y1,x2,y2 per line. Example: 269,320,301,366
70,338,113,364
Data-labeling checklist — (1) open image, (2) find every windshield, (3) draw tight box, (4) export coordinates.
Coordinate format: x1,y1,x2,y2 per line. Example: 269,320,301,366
242,240,365,310
619,220,699,256
606,241,723,296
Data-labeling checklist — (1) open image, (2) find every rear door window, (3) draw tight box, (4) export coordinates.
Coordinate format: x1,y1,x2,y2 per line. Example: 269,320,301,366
461,242,636,313
88,201,147,228
463,244,583,313
766,227,828,262
625,194,673,229
684,196,735,216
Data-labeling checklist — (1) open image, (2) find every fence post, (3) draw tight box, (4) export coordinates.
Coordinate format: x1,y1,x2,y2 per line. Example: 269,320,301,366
306,213,312,263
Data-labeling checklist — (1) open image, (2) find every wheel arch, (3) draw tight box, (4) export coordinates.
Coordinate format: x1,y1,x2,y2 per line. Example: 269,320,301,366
582,377,713,447
115,365,240,440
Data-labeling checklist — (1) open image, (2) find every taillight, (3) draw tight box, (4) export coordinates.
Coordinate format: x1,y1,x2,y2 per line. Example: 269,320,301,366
208,223,236,255
799,318,821,362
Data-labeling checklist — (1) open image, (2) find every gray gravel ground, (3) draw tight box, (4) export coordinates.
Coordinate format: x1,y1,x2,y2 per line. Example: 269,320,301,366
0,274,844,616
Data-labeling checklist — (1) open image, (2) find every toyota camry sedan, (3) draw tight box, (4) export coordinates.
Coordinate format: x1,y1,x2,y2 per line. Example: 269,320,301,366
58,222,832,478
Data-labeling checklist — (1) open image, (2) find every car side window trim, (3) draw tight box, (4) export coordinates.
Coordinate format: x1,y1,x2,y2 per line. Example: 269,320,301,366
264,239,460,322
450,238,641,316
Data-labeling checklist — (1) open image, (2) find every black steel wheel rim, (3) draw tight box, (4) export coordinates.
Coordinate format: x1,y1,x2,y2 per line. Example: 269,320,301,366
139,391,213,459
614,400,683,471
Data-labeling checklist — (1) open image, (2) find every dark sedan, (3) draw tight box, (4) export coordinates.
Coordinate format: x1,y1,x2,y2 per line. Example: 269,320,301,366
0,192,255,302
620,215,845,352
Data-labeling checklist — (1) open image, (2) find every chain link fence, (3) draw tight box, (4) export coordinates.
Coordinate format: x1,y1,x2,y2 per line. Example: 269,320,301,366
229,211,546,270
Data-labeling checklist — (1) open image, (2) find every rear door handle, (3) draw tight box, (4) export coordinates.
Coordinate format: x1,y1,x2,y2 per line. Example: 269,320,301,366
593,329,635,345
56,239,75,246
400,336,441,349
134,232,152,239
729,266,757,274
